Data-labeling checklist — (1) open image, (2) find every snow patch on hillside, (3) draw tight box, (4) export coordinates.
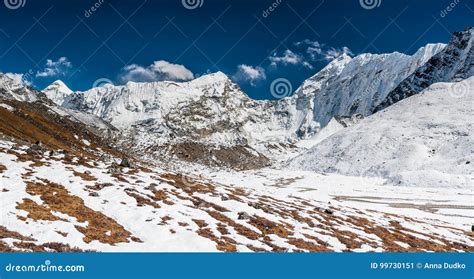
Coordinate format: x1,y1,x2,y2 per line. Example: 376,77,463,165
288,77,474,188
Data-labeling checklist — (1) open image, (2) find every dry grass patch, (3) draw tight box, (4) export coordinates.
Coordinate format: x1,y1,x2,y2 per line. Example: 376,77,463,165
25,179,133,244
86,182,114,191
160,173,215,195
248,216,293,239
246,245,267,252
0,163,6,173
72,170,97,181
287,238,331,252
193,219,208,228
0,226,35,241
195,227,237,252
145,185,175,205
16,198,62,221
56,231,68,237
206,210,260,240
0,241,17,252
330,214,473,252
0,99,124,160
13,241,95,252
125,188,161,208
160,216,172,225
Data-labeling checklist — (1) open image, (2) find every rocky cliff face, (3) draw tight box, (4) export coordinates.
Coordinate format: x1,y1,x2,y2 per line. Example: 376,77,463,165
374,27,473,113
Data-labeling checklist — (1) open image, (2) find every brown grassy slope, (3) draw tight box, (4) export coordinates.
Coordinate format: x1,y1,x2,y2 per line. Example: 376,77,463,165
0,99,122,158
25,179,135,244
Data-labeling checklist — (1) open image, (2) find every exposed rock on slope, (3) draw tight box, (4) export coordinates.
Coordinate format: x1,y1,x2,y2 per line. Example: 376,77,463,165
43,73,285,169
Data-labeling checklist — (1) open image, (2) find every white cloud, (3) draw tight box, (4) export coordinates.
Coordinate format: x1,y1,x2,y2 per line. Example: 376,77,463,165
36,57,72,78
307,46,322,57
295,39,353,62
269,49,313,69
295,39,322,60
323,47,353,61
119,60,194,83
233,64,266,86
270,50,302,66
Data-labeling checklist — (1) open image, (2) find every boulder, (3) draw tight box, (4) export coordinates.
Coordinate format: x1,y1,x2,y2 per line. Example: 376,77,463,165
238,212,251,220
119,158,132,168
26,143,44,156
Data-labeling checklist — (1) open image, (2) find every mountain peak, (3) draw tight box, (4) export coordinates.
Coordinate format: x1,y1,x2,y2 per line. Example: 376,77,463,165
0,73,27,91
412,43,446,59
42,80,74,106
193,71,232,84
122,71,232,89
49,80,73,92
329,53,352,67
302,53,352,84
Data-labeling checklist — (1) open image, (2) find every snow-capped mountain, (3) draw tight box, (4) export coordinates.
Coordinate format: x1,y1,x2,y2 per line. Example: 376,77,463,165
42,43,445,161
43,80,74,105
0,73,39,102
289,43,446,130
288,77,474,188
44,73,298,169
374,27,473,112
0,74,117,138
1,28,473,253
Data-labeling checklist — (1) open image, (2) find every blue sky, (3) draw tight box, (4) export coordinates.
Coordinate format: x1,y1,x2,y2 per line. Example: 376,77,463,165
0,0,472,99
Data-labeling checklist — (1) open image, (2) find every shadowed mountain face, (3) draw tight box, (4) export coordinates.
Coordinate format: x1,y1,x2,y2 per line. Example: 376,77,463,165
374,27,473,113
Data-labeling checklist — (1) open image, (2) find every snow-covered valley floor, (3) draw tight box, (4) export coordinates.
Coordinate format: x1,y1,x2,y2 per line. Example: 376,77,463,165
1,139,472,252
